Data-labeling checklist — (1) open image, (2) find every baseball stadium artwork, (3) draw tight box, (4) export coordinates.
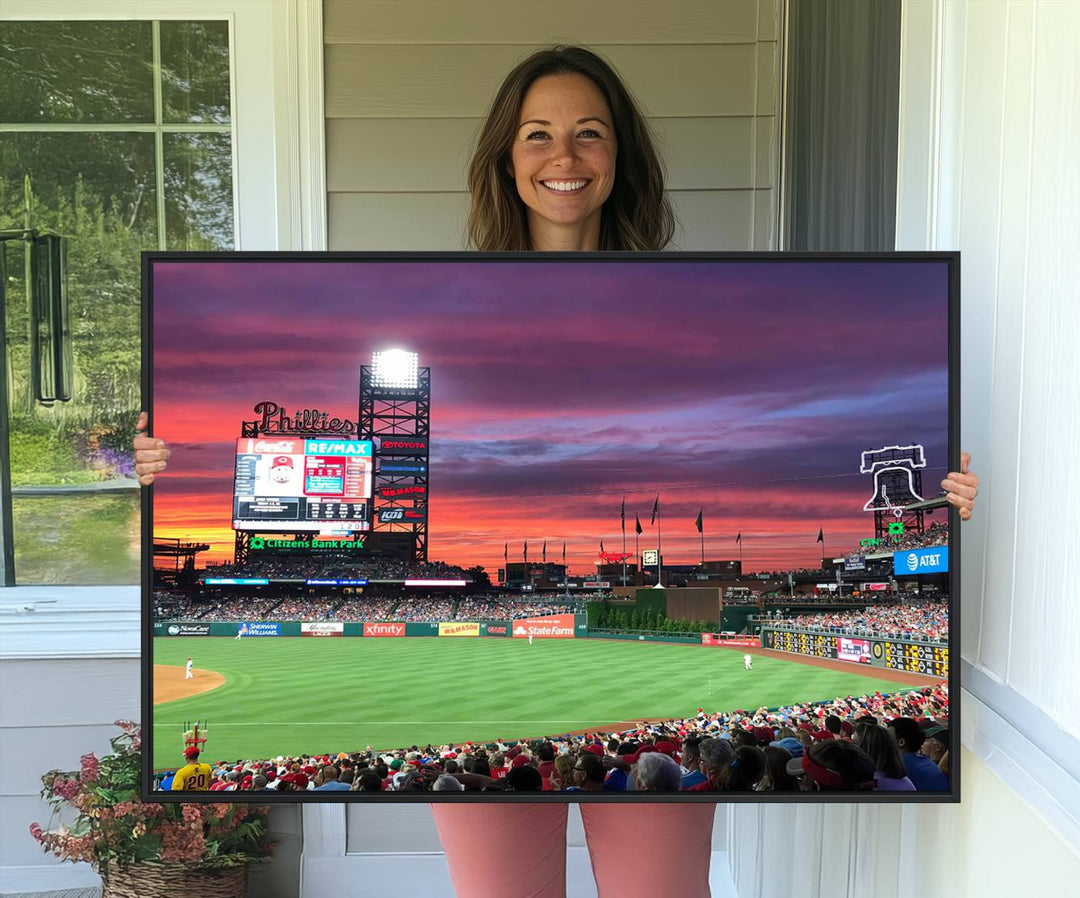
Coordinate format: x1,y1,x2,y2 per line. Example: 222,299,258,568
143,253,959,802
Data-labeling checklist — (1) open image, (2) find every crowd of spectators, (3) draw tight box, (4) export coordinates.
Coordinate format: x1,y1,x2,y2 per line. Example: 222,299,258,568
202,556,470,582
158,685,950,795
845,521,949,557
769,604,949,641
156,591,582,623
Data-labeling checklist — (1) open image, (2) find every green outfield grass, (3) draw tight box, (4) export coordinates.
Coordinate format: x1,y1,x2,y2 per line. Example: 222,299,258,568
152,637,916,767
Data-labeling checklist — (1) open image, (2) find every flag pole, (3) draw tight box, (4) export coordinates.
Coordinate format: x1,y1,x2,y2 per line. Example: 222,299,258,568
657,497,662,588
620,498,627,588
563,541,569,600
635,519,640,586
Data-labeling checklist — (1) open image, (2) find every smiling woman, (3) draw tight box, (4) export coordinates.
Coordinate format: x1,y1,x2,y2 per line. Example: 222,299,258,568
509,73,617,250
466,45,673,252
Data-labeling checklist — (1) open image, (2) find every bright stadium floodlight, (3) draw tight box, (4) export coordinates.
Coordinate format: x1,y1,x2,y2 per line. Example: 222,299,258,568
371,349,419,389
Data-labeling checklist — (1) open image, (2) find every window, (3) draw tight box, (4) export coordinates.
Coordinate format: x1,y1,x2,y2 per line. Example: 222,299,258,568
1,20,235,584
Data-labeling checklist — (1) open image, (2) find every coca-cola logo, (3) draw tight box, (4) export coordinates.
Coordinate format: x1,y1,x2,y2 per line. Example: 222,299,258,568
253,440,297,453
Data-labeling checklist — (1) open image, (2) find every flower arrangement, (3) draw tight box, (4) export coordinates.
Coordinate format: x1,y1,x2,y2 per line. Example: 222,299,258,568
30,720,274,876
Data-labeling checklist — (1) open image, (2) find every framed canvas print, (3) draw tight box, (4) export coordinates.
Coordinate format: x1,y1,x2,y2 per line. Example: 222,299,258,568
143,252,959,803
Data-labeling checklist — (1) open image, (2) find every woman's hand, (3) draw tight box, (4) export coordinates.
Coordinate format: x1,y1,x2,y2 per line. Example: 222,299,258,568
133,411,170,486
942,451,979,521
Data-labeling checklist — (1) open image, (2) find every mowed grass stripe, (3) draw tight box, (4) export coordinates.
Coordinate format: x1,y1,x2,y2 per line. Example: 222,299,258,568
152,638,914,766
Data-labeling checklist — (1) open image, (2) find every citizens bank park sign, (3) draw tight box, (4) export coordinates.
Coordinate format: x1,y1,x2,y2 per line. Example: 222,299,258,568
249,536,366,553
511,613,575,639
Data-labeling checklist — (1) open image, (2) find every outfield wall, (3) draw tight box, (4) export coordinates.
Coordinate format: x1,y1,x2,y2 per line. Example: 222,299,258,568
154,614,584,639
759,626,948,678
587,631,702,645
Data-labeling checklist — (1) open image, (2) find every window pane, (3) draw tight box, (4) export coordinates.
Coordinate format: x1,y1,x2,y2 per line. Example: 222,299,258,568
0,22,154,124
2,132,156,470
163,133,235,249
2,132,152,584
160,21,232,124
12,493,140,585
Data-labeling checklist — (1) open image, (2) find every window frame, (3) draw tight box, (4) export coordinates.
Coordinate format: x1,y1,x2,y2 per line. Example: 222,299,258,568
0,0,326,591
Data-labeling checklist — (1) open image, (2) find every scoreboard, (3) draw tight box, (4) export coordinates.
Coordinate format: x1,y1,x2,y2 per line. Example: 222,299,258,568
233,437,373,532
762,627,948,678
873,640,949,677
764,630,836,660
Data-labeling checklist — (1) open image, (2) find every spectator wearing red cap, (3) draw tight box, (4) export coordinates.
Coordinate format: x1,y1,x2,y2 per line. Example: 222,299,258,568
171,746,212,792
785,740,876,792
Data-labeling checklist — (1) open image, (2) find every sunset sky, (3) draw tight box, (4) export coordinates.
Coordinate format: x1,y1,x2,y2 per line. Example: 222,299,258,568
151,257,951,575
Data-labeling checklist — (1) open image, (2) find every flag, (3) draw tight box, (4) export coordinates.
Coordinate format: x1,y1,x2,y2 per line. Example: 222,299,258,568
735,532,742,543
695,508,703,533
503,542,508,563
620,498,626,533
817,528,824,543
562,542,566,564
650,494,659,525
635,514,642,535
600,540,605,553
542,541,547,563
523,540,528,562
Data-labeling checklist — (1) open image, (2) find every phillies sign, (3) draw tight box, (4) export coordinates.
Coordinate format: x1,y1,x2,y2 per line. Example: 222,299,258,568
364,622,406,637
251,400,356,435
378,484,427,498
378,437,428,456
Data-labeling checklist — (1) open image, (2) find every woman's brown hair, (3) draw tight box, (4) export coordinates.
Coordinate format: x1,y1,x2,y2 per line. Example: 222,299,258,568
467,45,675,251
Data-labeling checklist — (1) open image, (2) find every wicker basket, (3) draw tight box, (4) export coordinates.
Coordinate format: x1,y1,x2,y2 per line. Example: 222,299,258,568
101,863,247,898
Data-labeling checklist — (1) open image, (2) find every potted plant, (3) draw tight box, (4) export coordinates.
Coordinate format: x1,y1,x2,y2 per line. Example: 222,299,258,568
30,720,274,897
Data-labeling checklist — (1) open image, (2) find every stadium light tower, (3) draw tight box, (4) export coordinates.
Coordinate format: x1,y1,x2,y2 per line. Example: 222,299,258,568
360,349,431,562
371,349,419,390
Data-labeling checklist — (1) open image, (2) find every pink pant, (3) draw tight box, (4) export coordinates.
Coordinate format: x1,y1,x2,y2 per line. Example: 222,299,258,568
432,802,716,898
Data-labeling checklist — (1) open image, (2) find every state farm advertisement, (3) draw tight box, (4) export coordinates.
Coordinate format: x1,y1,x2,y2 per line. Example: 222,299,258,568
301,622,344,637
364,622,405,637
438,622,480,637
512,613,575,639
837,637,872,663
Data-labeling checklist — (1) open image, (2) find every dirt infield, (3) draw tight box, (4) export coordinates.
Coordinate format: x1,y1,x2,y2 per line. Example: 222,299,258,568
744,645,943,688
154,665,226,705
